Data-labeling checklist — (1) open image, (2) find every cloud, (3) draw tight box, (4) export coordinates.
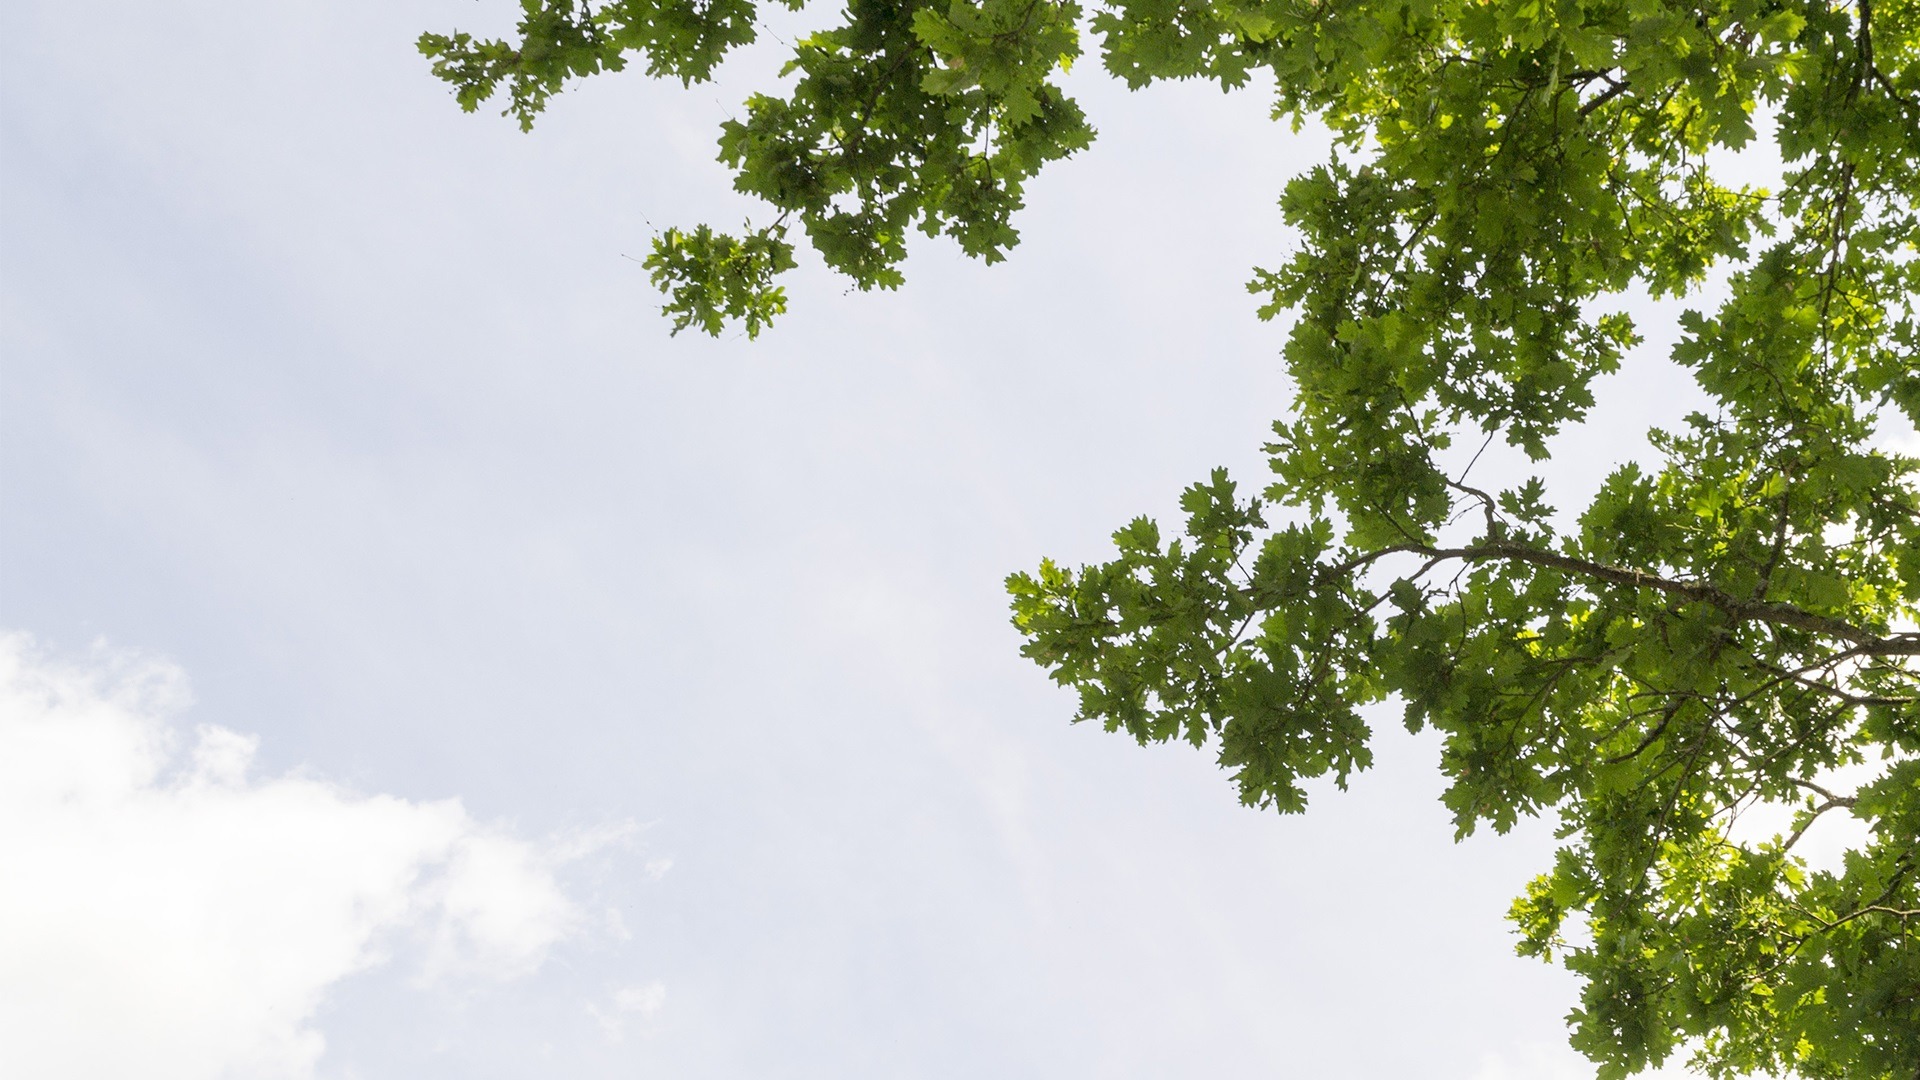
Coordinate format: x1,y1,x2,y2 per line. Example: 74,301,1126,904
0,634,595,1079
588,981,667,1042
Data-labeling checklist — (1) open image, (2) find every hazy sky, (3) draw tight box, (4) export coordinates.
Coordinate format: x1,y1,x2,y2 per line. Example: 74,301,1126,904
0,2,1787,1077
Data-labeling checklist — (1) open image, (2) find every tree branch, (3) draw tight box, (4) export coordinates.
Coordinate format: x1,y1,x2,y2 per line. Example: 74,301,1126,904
1431,538,1920,654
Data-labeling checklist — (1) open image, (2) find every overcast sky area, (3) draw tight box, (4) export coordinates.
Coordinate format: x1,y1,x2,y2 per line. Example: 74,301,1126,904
4,2,1888,1078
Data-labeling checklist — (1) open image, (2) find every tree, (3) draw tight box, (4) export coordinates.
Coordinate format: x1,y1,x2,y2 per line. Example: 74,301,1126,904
419,0,1920,1074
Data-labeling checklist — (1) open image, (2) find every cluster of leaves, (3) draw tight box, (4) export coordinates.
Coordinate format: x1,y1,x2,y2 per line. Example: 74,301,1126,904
424,0,1920,1074
420,0,773,127
423,0,1091,336
646,223,798,336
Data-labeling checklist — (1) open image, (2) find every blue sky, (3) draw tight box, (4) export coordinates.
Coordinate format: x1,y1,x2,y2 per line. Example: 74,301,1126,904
0,2,1778,1077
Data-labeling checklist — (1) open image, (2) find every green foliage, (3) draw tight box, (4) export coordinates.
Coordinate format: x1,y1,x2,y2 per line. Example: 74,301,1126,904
645,223,796,337
424,0,1920,1074
419,0,773,128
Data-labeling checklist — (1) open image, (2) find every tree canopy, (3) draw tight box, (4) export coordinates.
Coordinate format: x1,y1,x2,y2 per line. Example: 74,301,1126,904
421,0,1920,1075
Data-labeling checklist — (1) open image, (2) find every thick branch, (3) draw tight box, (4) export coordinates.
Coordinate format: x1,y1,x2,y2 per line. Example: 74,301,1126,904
1366,538,1920,655
1576,74,1631,118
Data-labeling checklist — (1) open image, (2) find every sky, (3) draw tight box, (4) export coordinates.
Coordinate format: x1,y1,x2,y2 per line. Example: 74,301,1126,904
0,2,1863,1078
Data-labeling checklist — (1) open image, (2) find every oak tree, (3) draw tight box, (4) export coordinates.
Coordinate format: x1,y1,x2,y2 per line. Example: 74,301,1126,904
422,0,1920,1074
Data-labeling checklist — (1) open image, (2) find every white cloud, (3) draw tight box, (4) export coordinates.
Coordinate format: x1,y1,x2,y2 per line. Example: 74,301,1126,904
587,981,667,1042
0,634,597,1079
